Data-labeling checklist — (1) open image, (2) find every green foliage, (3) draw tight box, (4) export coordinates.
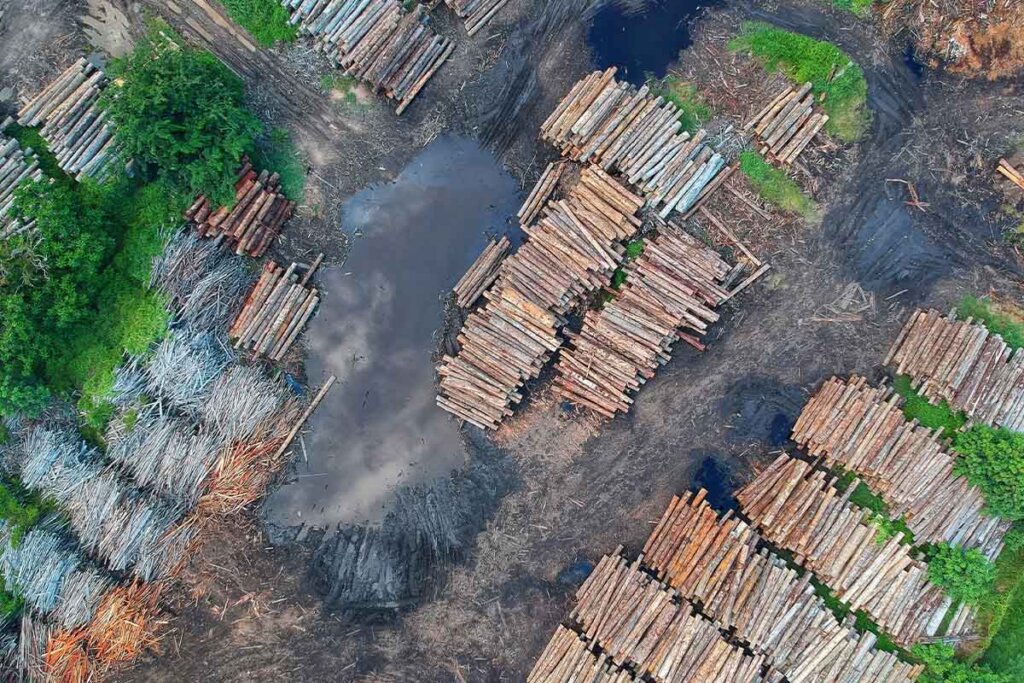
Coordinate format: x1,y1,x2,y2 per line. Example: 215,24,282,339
251,128,306,201
218,0,298,47
101,35,261,206
892,374,967,436
739,151,816,219
2,123,66,181
953,426,1024,520
810,578,900,653
611,268,628,290
0,580,22,621
978,526,1024,676
829,0,875,17
648,76,712,133
957,296,1024,351
0,479,47,545
729,22,871,142
927,543,997,607
912,643,1011,683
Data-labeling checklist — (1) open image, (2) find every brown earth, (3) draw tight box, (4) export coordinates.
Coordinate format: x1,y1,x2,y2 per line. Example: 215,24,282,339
2,0,1024,681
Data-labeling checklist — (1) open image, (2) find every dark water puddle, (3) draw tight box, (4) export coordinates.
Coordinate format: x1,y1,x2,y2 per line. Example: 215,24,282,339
903,45,924,80
690,450,738,511
720,378,803,449
264,136,521,530
589,0,711,85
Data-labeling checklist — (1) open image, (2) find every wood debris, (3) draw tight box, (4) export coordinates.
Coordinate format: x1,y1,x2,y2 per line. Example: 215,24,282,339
793,375,1010,559
997,158,1024,191
0,128,42,240
436,166,644,429
452,235,511,309
185,157,296,258
553,223,732,417
540,68,726,217
16,58,116,181
744,83,829,166
444,0,513,36
886,308,1024,432
281,0,454,114
229,260,321,361
736,453,975,646
528,626,634,683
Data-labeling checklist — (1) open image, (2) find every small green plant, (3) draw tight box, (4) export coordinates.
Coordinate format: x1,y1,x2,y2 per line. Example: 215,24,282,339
729,22,871,142
810,578,900,653
957,296,1024,350
251,128,306,202
891,374,967,436
927,543,997,607
648,76,712,133
739,151,816,219
0,479,47,546
624,238,645,260
829,0,876,17
953,426,1024,520
218,0,298,47
912,643,1011,683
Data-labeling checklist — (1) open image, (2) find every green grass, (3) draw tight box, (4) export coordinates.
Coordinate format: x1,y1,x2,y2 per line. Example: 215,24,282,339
729,22,871,142
739,150,816,219
957,296,1024,351
976,527,1024,675
218,0,298,47
649,76,713,133
810,577,901,653
834,468,916,544
251,128,306,202
892,374,967,436
829,0,875,17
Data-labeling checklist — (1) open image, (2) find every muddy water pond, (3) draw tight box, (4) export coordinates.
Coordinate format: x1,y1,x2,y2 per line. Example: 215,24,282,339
264,136,521,530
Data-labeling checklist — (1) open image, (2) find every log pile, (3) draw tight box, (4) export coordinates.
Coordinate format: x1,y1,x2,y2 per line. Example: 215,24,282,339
886,309,1024,432
528,626,635,683
793,375,1010,559
518,161,566,227
553,224,731,417
540,68,726,217
185,158,295,258
0,129,42,239
436,166,644,429
737,453,974,646
229,260,320,361
997,158,1024,191
444,0,512,36
280,0,454,114
16,59,116,181
572,554,775,683
641,490,923,683
452,236,511,309
744,83,829,166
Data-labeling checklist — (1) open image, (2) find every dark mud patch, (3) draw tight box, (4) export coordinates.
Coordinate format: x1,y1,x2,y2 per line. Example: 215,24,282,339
690,451,739,511
720,377,803,449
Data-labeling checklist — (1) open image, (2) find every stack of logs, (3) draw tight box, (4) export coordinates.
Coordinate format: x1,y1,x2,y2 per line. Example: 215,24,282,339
744,83,829,166
554,224,731,417
16,58,115,181
540,68,725,217
571,553,775,683
793,375,1010,558
0,128,42,239
185,158,295,258
444,0,512,36
737,453,975,646
641,490,923,683
229,259,321,361
528,626,635,683
452,236,511,308
886,308,1024,432
280,0,454,114
436,166,644,429
517,161,565,227
997,158,1024,191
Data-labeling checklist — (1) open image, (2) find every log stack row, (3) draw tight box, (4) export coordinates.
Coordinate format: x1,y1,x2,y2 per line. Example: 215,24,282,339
528,626,635,683
517,161,565,227
744,83,829,166
540,68,726,217
16,58,116,181
737,453,974,646
452,235,511,309
641,490,923,683
571,553,775,683
185,158,296,258
436,166,644,429
280,0,454,114
0,129,42,239
793,375,1010,558
229,260,320,361
444,0,513,36
553,224,731,417
886,309,1024,432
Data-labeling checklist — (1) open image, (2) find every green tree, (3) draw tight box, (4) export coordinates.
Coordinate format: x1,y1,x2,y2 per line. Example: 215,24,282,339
912,643,1010,683
927,542,996,606
100,37,261,206
954,426,1024,519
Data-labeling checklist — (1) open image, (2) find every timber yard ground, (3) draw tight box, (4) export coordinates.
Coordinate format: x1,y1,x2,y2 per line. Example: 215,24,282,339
2,0,1024,681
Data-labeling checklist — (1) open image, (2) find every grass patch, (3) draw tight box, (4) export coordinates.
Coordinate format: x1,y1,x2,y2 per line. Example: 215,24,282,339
320,74,363,107
3,122,65,180
829,0,875,17
834,468,915,544
609,238,646,291
891,374,967,436
810,577,901,653
218,0,297,47
957,296,1024,351
976,527,1024,675
251,128,306,202
739,150,816,219
729,22,871,142
648,76,712,133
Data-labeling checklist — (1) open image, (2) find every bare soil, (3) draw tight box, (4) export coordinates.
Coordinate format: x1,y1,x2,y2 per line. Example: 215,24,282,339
2,0,1023,681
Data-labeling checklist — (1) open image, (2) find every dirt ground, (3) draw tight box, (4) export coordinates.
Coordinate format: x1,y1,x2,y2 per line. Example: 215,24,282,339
2,0,1024,681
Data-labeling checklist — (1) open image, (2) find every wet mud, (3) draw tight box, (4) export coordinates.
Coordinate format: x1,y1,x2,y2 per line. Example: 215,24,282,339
720,377,804,449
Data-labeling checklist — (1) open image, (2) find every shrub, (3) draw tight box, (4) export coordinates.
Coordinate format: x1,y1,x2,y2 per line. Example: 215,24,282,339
218,0,298,47
953,426,1024,519
927,543,997,607
912,643,1011,683
739,151,816,219
251,128,306,201
957,296,1024,351
891,374,967,436
729,22,871,142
